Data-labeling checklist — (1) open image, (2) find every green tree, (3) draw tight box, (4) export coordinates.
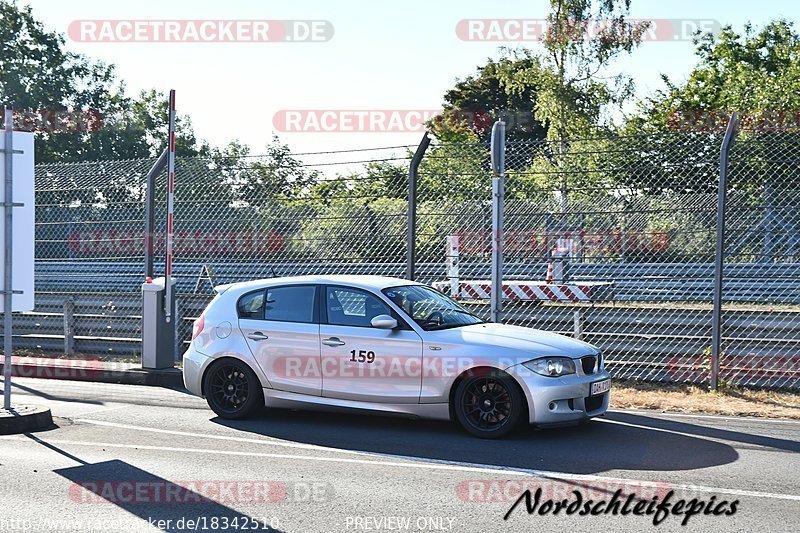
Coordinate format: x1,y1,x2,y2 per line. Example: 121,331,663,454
497,1,650,213
515,0,651,141
483,1,652,145
0,1,207,162
620,20,800,191
430,55,547,145
236,136,320,204
623,20,800,261
630,20,800,135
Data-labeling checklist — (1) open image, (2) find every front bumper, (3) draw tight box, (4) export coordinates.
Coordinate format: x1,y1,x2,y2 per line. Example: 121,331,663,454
506,364,611,427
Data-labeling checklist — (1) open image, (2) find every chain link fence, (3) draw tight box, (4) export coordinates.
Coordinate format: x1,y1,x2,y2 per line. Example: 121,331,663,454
417,130,799,390
17,129,800,389
721,133,800,388
28,148,416,358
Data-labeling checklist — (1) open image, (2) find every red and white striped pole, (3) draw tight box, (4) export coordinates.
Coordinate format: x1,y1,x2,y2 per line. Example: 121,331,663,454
545,261,554,284
165,90,176,322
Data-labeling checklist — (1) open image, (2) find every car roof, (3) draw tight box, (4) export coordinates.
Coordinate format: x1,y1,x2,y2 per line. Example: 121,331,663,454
216,275,425,294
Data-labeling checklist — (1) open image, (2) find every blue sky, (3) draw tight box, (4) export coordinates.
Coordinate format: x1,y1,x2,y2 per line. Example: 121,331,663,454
22,0,800,156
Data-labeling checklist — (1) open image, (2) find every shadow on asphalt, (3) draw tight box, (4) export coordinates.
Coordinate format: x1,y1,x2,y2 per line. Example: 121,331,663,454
4,380,104,405
610,411,800,453
213,407,740,475
28,435,285,533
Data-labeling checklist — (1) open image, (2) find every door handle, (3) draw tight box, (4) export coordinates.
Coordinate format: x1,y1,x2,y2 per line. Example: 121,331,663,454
322,337,346,347
247,332,269,341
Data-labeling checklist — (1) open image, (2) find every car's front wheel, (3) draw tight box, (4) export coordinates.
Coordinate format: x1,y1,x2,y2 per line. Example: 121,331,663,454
203,359,264,419
453,370,525,438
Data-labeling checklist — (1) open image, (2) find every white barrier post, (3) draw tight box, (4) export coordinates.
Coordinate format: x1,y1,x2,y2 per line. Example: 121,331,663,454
1,106,36,410
446,235,460,298
2,106,11,410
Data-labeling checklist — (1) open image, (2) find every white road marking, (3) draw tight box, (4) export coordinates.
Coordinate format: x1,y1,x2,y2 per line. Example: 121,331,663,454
598,418,751,445
65,405,128,418
5,419,786,503
599,417,800,451
609,409,800,425
73,418,380,455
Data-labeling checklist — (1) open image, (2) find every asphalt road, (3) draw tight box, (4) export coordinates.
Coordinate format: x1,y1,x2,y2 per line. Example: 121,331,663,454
0,376,798,533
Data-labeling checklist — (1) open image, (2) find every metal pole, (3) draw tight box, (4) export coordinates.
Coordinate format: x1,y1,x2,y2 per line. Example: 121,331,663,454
490,120,506,323
573,309,583,340
63,297,75,356
710,112,738,391
164,90,176,322
144,149,168,279
405,132,430,281
3,106,14,409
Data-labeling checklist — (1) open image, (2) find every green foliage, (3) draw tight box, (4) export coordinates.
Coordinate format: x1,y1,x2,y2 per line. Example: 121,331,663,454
505,1,650,142
236,136,320,204
351,161,409,200
290,161,413,261
417,138,489,201
430,54,547,144
0,0,207,162
623,19,800,194
298,197,407,261
629,20,800,134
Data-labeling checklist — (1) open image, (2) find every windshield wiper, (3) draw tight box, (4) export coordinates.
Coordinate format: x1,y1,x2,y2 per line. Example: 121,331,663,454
426,323,469,331
428,308,484,320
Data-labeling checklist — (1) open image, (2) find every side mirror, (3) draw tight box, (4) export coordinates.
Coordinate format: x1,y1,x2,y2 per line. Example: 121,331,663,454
370,314,397,329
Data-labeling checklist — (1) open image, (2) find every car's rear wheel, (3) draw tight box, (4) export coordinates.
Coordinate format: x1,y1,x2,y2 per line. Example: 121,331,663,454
203,359,263,419
453,370,524,438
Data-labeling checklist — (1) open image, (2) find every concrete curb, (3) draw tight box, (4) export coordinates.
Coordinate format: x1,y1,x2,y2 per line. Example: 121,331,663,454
0,404,54,434
0,359,184,388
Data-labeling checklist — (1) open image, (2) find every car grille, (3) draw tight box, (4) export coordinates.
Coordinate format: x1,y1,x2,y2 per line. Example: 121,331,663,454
581,356,597,375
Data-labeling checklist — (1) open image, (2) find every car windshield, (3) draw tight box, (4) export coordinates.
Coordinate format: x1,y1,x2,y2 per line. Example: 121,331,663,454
382,285,485,331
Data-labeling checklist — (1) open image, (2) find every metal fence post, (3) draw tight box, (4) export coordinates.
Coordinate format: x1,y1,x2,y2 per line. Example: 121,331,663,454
173,298,182,361
63,297,75,356
144,149,169,279
490,120,506,323
573,309,583,340
406,132,430,281
711,112,738,391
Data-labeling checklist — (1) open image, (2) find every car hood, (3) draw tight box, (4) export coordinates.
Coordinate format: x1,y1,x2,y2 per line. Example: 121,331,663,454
429,322,598,359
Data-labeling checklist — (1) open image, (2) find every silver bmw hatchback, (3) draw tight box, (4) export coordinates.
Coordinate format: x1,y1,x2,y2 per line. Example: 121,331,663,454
183,275,610,438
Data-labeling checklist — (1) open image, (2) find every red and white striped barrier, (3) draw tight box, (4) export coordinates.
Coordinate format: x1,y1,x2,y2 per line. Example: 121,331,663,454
432,280,613,303
165,89,176,322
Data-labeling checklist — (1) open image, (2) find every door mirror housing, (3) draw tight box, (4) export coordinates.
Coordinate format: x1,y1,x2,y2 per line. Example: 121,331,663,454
370,314,397,329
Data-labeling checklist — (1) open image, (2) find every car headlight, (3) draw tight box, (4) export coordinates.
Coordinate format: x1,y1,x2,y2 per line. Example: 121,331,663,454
522,357,576,377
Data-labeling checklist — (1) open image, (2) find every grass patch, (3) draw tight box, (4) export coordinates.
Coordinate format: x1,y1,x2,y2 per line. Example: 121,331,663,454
611,379,800,419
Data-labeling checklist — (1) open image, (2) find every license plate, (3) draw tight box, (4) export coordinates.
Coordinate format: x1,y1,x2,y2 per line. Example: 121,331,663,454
590,379,611,396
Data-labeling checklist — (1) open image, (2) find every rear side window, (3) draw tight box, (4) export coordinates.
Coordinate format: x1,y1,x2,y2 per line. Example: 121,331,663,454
237,291,265,319
264,285,316,323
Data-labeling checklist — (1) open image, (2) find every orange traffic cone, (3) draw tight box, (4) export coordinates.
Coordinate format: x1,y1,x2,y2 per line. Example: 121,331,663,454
545,262,554,283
